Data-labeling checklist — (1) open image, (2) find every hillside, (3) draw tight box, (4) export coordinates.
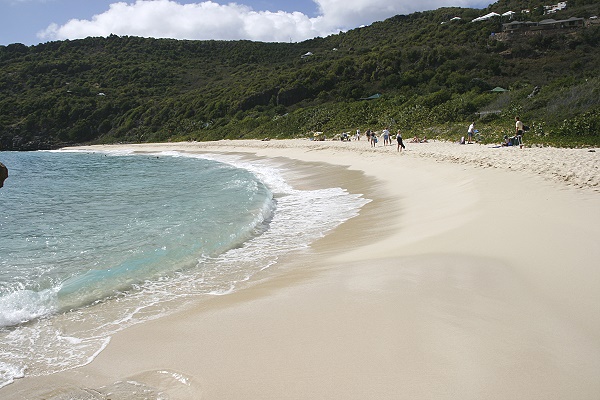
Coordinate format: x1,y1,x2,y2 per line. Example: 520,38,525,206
1,1,599,150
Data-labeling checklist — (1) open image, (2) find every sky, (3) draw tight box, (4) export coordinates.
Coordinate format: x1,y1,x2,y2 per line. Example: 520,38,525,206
0,0,495,47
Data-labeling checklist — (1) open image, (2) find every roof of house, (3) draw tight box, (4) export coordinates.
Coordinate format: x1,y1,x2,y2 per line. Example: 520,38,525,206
360,93,382,100
472,12,500,22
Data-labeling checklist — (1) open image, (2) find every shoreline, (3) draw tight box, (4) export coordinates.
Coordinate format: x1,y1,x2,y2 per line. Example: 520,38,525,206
3,139,599,399
89,138,598,190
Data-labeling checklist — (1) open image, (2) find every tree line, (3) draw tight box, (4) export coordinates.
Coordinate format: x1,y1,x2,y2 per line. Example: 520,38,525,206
1,1,599,150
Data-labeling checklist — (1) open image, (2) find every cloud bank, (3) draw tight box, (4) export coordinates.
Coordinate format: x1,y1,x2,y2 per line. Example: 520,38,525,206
38,0,492,43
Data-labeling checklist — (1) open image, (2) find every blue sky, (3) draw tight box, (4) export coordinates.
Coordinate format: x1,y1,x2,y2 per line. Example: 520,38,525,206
1,0,494,47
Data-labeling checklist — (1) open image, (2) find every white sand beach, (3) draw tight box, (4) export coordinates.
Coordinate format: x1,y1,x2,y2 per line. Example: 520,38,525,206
3,139,599,399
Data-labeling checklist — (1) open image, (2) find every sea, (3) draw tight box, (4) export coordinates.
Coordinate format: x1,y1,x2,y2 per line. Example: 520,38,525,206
0,148,370,388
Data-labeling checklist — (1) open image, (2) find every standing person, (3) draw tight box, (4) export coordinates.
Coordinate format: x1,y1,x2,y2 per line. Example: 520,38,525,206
396,130,405,152
382,127,390,146
356,128,361,141
366,129,371,143
371,132,378,147
467,122,475,144
515,116,524,149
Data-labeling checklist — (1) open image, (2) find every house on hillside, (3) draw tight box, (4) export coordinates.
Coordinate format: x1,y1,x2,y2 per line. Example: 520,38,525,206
537,16,584,29
360,93,382,100
502,11,516,19
502,20,538,32
472,12,500,22
441,16,462,24
501,16,584,32
545,1,568,14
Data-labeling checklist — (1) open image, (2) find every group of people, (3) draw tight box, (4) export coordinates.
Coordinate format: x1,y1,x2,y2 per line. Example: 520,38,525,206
462,117,526,148
362,128,392,147
356,128,407,152
498,117,526,148
355,116,527,152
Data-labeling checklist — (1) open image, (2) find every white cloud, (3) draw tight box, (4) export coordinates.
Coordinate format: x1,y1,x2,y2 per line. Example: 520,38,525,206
315,0,485,27
38,0,492,43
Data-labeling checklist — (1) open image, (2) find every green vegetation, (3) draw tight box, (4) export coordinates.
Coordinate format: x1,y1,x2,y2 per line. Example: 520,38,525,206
1,1,599,150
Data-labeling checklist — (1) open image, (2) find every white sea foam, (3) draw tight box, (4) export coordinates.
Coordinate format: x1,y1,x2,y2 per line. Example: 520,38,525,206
0,288,58,327
157,370,191,386
0,150,370,389
0,362,26,389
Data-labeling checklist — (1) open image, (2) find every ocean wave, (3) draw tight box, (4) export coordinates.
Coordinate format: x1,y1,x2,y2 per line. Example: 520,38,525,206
0,150,369,389
0,288,58,327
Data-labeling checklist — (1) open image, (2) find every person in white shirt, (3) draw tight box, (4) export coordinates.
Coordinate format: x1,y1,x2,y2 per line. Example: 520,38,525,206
382,128,390,146
515,117,524,148
467,122,475,144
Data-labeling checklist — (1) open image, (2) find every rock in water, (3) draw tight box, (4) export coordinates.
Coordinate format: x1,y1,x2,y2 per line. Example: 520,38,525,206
0,162,8,188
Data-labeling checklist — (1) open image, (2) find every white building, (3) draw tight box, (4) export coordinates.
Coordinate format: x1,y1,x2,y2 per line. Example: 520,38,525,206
545,1,567,14
472,12,500,22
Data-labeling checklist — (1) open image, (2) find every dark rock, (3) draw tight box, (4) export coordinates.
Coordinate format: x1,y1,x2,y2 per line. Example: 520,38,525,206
1,134,64,151
0,162,8,188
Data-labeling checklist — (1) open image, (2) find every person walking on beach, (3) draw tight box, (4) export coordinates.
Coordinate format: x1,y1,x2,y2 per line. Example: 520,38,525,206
371,132,378,147
396,130,405,152
382,128,390,146
467,122,475,144
356,128,361,141
515,116,524,149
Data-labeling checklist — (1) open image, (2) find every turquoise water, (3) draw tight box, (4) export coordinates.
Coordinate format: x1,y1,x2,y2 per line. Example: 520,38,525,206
0,149,369,387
